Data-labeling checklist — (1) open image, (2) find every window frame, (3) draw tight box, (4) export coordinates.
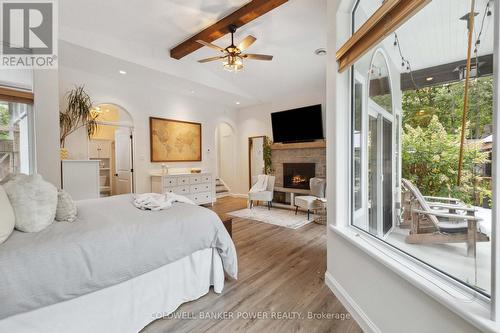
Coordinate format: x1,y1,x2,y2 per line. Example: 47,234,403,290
349,0,494,297
0,93,36,178
329,0,500,330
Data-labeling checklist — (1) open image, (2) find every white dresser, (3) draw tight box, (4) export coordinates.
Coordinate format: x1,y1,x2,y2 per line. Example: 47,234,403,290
151,172,215,206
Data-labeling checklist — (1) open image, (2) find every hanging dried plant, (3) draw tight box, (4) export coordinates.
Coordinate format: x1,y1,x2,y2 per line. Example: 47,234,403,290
59,85,98,147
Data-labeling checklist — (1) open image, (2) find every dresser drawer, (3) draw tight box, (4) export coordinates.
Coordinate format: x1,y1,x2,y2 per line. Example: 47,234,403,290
163,177,177,187
172,186,190,195
177,176,190,186
190,192,212,204
190,183,210,193
200,174,212,183
163,187,175,194
189,176,201,184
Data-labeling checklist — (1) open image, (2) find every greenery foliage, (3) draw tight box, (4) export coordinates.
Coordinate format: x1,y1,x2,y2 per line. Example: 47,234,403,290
263,136,273,175
0,103,9,140
402,115,489,205
59,86,98,148
402,77,493,138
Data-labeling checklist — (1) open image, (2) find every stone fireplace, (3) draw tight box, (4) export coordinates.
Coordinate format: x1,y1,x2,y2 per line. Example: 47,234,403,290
283,163,315,189
270,141,326,191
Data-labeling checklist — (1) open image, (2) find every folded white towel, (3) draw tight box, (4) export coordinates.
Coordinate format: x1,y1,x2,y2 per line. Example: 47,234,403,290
133,193,195,211
250,174,269,193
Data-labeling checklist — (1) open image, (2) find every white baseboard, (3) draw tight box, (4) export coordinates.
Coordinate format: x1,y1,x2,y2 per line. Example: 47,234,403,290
324,271,381,333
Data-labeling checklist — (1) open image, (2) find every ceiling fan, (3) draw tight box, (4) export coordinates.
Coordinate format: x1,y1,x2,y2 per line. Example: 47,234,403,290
196,24,273,72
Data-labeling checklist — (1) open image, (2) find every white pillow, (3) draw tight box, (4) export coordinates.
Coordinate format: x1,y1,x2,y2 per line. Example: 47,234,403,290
3,174,58,232
0,185,15,244
55,190,78,222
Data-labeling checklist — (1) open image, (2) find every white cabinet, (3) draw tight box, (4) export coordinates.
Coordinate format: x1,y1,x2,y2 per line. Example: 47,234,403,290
62,160,100,200
89,139,111,159
151,172,215,206
89,139,113,197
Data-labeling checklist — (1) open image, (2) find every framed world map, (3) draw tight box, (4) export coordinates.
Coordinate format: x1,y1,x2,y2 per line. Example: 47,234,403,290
149,117,202,162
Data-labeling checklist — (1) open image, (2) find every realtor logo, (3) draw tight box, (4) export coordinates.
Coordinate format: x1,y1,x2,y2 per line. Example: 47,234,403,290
1,0,57,68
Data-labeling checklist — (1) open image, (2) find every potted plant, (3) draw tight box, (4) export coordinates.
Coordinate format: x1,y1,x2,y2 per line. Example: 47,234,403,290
59,86,98,159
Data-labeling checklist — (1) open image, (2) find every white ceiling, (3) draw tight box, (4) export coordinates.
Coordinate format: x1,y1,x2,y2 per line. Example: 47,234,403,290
397,0,494,70
356,0,494,71
59,0,327,107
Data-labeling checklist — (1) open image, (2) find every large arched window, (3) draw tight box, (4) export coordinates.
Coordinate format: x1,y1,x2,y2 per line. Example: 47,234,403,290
368,50,393,114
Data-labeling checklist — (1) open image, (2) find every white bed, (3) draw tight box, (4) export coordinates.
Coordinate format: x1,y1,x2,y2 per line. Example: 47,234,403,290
0,248,225,333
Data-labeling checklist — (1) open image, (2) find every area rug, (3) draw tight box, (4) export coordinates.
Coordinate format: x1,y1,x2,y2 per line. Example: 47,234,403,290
227,206,314,229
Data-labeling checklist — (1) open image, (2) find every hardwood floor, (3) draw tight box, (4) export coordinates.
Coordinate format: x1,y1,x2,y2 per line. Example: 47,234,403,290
142,197,362,333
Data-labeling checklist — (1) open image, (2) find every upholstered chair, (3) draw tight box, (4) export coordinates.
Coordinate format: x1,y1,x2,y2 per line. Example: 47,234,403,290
248,175,276,210
294,177,326,220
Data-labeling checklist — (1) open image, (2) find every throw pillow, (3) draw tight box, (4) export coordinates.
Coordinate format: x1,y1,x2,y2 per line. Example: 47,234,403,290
0,185,15,244
55,190,78,222
4,174,58,232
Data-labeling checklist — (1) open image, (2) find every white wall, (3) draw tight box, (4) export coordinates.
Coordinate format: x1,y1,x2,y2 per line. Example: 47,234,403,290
59,66,237,194
232,91,326,195
0,69,33,90
325,1,485,332
33,69,61,187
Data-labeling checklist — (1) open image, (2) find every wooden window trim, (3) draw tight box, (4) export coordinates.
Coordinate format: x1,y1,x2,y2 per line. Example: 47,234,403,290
336,0,431,73
0,86,34,105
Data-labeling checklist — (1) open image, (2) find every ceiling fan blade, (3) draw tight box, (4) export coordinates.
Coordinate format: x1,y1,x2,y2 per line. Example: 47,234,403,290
238,35,257,51
242,54,273,61
198,56,225,63
196,40,225,52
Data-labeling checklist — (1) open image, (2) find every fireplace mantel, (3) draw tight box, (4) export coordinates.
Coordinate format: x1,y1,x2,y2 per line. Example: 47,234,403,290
270,140,326,150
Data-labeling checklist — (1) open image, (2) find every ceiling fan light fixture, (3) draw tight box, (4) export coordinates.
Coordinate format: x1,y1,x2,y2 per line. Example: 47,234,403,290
223,55,243,72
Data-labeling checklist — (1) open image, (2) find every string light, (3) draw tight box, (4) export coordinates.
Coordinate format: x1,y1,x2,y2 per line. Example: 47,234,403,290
393,32,418,89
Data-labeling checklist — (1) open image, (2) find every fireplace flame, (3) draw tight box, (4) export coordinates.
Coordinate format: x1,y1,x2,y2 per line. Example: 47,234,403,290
292,175,307,184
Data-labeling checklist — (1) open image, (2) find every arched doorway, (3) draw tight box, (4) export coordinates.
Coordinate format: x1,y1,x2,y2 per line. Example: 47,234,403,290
90,103,135,196
215,122,235,197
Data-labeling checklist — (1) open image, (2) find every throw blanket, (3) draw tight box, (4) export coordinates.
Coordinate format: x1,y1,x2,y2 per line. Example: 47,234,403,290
250,174,268,193
133,192,195,210
0,194,237,320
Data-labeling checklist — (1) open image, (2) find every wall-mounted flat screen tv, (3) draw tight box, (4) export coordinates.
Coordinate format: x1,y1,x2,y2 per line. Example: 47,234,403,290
271,105,324,143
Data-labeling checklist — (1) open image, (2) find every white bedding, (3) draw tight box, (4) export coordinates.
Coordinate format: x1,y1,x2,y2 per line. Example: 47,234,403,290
0,248,224,333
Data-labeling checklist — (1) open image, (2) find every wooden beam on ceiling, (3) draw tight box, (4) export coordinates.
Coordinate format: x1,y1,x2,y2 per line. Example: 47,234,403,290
170,0,288,60
336,0,431,73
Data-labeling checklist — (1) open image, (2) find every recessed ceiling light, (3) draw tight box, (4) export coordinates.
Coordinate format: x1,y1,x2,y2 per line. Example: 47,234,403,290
119,70,127,75
426,76,434,81
314,48,327,56
236,101,240,105
190,90,195,94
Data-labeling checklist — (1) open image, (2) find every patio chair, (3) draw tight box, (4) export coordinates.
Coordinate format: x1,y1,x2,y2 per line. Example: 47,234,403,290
401,179,489,257
401,179,467,228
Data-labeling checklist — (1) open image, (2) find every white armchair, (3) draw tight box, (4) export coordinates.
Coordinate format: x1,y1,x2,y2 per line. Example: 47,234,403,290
248,175,275,210
294,177,326,220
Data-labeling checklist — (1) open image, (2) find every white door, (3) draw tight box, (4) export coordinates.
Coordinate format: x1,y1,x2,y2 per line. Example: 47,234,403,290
115,128,133,195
